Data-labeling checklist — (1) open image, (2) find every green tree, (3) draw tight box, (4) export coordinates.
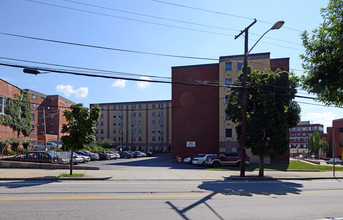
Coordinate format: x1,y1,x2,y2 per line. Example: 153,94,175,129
307,131,329,158
0,91,31,137
301,0,343,106
226,68,301,177
61,103,100,175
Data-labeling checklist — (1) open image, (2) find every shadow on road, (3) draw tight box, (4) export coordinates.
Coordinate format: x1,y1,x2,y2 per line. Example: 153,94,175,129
167,179,303,220
0,179,59,188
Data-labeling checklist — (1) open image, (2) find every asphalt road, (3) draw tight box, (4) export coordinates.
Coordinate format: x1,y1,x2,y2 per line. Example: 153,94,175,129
1,179,343,219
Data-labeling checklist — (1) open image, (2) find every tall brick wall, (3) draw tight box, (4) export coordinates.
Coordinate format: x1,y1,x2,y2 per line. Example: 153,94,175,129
172,63,220,159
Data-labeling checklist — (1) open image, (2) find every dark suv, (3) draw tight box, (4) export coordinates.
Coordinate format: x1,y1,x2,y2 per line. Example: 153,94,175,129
205,152,250,167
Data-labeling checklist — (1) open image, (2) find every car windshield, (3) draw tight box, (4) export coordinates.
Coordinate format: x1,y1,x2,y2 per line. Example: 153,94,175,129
193,154,206,158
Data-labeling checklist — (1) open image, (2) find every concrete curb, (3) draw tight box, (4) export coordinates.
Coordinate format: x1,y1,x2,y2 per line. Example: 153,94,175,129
0,176,113,181
0,160,99,170
226,176,343,181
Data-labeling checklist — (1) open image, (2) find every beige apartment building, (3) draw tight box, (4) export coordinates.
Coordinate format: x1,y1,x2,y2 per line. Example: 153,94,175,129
90,100,172,153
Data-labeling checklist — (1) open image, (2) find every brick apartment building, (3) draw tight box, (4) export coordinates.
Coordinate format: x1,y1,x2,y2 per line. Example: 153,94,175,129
90,100,172,153
25,89,75,145
172,52,290,162
0,78,74,146
289,121,325,157
327,119,343,159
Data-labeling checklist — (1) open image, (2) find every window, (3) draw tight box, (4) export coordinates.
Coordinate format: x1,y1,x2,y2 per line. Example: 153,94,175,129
118,121,124,126
32,103,36,108
152,112,156,117
31,124,34,130
113,121,116,126
101,114,104,118
138,128,142,133
339,127,343,133
158,128,164,133
118,113,124,118
101,129,104,134
131,128,136,134
138,120,142,125
237,62,244,71
113,113,116,118
118,105,124,110
131,112,136,117
100,106,104,110
113,129,116,133
113,105,116,110
31,113,35,120
41,97,45,101
138,112,142,117
131,104,136,110
225,62,232,71
225,78,232,85
65,101,68,106
152,136,156,141
158,112,164,117
32,94,37,99
158,103,164,108
159,136,164,141
49,122,54,127
138,136,142,141
138,104,142,109
131,120,136,125
225,128,232,138
152,128,156,133
152,120,156,125
100,121,104,126
0,96,7,114
152,104,156,109
225,113,230,120
158,120,164,125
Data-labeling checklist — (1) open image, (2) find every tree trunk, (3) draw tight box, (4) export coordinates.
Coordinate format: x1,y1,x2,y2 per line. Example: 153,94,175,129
259,155,264,177
70,147,74,176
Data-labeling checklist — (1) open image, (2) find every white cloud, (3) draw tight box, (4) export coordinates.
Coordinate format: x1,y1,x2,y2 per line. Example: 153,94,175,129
56,84,88,98
306,112,339,130
112,80,126,88
137,77,151,88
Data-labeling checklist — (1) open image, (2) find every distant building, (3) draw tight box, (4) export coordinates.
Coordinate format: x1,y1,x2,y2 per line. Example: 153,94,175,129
90,100,172,153
0,78,75,147
172,52,290,162
24,89,75,145
289,121,325,157
327,119,343,159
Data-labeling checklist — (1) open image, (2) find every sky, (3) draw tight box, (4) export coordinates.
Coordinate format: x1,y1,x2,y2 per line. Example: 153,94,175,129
0,0,341,130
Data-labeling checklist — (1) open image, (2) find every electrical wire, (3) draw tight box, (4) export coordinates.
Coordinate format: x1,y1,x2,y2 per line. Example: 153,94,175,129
64,0,301,46
26,0,303,51
0,32,219,61
152,0,303,33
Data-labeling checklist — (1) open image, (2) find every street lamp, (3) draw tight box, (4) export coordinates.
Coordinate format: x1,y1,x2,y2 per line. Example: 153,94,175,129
234,20,284,177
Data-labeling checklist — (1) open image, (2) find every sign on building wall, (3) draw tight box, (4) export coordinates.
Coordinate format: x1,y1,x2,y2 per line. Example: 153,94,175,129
186,141,196,148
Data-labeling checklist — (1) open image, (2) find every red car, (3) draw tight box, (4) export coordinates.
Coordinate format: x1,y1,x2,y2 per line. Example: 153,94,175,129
205,152,250,167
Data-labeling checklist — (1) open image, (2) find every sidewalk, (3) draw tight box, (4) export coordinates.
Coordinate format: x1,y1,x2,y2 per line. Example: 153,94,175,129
0,167,343,181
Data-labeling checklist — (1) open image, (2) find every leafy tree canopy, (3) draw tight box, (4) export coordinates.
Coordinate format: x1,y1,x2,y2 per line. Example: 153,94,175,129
226,68,301,176
301,0,343,106
61,103,100,151
0,90,31,137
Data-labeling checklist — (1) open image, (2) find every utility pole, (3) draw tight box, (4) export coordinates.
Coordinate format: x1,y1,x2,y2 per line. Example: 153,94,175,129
43,108,47,151
234,19,257,177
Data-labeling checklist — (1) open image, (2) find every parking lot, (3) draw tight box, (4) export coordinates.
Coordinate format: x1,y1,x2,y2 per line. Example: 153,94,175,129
85,154,202,170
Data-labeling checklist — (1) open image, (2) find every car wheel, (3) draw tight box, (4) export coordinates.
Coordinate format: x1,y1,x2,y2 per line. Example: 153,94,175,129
212,161,220,168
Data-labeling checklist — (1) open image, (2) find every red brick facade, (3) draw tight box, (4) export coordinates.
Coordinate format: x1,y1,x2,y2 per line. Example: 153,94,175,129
172,63,219,159
327,119,343,159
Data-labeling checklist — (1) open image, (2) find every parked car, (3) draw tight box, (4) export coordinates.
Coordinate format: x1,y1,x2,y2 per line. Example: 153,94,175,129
15,151,58,163
133,151,146,157
326,158,342,164
183,157,192,164
110,151,120,159
94,151,111,160
104,151,117,160
56,152,70,164
119,151,133,159
143,151,153,156
68,152,84,164
82,151,100,160
33,142,59,150
75,152,90,162
192,154,218,166
205,152,250,167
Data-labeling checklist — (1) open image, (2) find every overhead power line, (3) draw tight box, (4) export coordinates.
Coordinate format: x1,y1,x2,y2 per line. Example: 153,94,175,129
27,0,234,37
152,0,303,33
0,32,218,61
26,0,302,51
64,0,301,46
